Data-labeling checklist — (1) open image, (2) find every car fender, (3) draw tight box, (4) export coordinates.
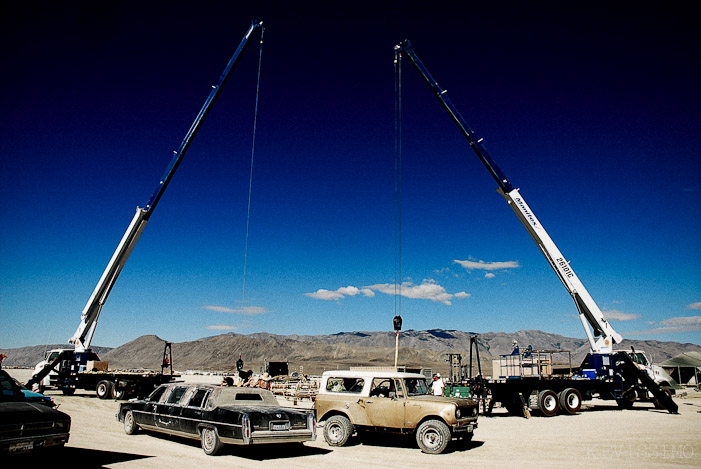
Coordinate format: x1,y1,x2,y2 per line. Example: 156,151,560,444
317,408,351,424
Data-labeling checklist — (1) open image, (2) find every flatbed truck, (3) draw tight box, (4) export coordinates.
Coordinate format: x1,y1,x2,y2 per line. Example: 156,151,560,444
31,343,175,400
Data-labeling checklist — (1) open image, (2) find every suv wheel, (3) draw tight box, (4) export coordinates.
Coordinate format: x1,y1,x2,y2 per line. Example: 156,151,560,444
323,415,353,446
416,419,451,454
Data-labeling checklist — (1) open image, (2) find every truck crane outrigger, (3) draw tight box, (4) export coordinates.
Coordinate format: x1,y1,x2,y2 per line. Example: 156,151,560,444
27,20,264,399
394,41,677,414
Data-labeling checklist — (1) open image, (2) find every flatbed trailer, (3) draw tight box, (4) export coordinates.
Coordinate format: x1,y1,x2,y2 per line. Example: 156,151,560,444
485,376,616,417
65,369,177,400
465,342,677,417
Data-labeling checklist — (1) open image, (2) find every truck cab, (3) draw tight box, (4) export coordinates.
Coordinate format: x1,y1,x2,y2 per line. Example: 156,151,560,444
32,348,101,393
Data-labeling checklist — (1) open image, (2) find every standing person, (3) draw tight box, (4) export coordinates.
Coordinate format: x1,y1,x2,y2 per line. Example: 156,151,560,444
431,373,445,396
236,354,244,373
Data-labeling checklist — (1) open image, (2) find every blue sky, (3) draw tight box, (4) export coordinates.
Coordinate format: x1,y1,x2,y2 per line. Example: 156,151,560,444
1,2,699,349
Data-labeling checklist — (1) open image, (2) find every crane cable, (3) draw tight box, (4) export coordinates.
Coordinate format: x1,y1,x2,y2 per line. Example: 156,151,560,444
394,48,403,322
240,26,265,327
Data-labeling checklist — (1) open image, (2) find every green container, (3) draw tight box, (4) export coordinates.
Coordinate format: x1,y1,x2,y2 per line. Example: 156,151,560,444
446,385,470,398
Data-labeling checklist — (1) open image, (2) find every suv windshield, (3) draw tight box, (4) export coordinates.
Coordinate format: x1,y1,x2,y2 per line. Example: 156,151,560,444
404,378,428,396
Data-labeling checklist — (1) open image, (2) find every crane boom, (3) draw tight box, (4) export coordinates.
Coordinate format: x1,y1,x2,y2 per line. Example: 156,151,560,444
395,40,622,353
69,20,264,352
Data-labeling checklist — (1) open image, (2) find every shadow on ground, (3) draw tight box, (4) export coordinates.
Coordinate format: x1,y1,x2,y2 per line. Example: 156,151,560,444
129,431,331,459
353,432,484,454
7,447,152,465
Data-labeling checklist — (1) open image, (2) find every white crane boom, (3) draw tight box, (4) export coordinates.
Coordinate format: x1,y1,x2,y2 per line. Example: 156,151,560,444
395,41,622,353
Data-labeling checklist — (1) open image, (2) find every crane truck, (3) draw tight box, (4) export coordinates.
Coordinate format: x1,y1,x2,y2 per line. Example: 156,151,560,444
394,41,677,415
26,20,264,400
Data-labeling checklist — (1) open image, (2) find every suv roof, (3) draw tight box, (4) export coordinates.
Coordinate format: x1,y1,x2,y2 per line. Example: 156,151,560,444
321,370,426,379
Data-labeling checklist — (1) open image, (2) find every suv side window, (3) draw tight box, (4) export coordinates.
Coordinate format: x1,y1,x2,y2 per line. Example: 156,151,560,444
370,378,395,398
326,377,365,393
404,378,428,396
394,379,405,398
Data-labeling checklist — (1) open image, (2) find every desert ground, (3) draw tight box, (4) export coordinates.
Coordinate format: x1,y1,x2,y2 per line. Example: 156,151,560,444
6,368,700,468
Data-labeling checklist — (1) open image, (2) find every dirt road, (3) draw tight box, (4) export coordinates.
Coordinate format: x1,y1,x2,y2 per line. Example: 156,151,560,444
7,369,700,468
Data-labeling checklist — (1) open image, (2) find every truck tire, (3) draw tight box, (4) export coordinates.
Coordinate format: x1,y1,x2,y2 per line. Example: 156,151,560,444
416,419,451,454
654,388,673,409
123,410,139,435
200,427,223,455
112,385,127,400
558,388,582,414
61,387,75,396
616,388,636,409
537,390,559,417
96,380,113,399
323,415,353,447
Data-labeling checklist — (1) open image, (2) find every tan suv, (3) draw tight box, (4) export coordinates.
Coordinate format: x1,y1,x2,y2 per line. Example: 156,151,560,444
315,370,478,454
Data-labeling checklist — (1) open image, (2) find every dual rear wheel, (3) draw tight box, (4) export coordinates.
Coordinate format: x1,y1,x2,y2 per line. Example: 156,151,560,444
96,380,127,399
537,388,581,416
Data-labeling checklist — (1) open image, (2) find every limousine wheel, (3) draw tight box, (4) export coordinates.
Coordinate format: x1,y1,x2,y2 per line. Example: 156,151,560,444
123,410,138,435
200,427,223,456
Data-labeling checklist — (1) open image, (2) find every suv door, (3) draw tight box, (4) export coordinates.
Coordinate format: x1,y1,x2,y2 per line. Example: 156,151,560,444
317,376,372,427
361,378,406,428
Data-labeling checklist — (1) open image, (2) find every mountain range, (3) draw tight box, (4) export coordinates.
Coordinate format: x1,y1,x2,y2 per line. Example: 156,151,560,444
3,329,699,377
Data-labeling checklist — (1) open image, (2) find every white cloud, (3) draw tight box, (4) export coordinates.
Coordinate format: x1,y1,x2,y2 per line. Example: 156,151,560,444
306,280,470,305
602,309,640,321
305,289,346,300
204,305,267,315
305,286,374,301
484,273,496,279
627,315,701,335
687,302,701,310
365,279,470,305
454,259,520,271
661,316,701,328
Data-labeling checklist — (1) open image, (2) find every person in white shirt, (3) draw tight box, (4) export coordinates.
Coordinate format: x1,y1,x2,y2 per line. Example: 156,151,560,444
431,373,445,396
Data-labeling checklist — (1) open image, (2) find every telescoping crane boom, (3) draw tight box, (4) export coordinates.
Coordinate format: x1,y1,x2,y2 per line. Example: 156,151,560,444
394,41,622,355
69,20,264,352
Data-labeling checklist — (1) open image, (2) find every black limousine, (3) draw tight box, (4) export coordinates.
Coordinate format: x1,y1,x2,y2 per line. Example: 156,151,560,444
117,382,316,455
